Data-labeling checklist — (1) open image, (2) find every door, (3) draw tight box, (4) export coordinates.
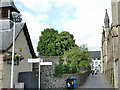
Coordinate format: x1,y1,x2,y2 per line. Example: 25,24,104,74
18,71,38,89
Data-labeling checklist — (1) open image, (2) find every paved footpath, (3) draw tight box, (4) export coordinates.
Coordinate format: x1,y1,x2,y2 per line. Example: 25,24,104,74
79,73,113,88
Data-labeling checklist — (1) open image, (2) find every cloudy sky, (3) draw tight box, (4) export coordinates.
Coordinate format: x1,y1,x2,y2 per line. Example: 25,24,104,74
14,0,111,54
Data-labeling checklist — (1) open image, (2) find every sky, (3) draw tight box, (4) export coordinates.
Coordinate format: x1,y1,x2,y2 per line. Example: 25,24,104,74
14,0,111,54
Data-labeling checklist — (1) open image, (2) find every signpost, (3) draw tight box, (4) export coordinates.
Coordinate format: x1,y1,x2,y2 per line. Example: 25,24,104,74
28,58,52,89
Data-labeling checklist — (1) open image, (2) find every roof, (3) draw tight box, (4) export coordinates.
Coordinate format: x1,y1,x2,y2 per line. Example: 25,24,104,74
0,20,36,58
0,0,19,12
90,51,101,60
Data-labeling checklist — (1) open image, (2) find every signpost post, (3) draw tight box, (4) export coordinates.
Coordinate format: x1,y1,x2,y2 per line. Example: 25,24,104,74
28,58,52,89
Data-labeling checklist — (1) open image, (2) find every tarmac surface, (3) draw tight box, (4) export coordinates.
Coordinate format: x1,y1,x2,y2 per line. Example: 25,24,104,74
79,73,113,88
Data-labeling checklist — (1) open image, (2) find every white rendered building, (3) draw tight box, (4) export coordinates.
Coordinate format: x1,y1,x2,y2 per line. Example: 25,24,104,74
90,51,102,73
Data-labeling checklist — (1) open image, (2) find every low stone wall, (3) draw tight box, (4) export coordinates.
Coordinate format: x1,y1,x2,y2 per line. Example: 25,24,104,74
40,71,89,88
33,56,90,88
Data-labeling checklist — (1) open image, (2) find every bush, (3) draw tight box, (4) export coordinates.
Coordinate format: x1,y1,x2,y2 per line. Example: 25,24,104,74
62,64,71,74
54,61,63,77
71,65,77,73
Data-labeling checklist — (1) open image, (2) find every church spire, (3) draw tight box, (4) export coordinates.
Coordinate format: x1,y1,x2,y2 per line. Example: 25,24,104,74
104,9,110,28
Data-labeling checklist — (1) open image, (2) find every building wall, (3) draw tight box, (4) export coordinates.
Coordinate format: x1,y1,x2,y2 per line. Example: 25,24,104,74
2,30,33,88
112,27,119,88
91,58,102,73
118,26,120,89
0,54,4,88
102,18,119,88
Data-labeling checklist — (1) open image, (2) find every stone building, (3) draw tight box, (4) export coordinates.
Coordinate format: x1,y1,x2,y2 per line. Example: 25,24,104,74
90,51,102,73
0,0,36,88
101,0,120,88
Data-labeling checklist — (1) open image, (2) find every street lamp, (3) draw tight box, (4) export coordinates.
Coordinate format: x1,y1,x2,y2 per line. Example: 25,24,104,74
10,12,21,88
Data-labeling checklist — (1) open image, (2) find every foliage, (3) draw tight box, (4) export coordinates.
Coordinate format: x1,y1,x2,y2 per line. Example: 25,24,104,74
37,29,78,56
2,53,24,64
62,44,91,72
2,54,12,62
37,28,58,56
71,64,77,73
78,70,88,74
15,53,24,61
54,31,78,55
62,64,71,74
54,61,63,77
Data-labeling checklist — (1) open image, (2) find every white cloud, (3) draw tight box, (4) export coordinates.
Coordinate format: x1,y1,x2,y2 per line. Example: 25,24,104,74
21,11,52,54
18,0,52,12
36,14,49,21
15,0,111,51
61,0,111,51
51,0,72,8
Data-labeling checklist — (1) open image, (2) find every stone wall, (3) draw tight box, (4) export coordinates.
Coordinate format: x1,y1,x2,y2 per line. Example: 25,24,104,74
33,56,89,88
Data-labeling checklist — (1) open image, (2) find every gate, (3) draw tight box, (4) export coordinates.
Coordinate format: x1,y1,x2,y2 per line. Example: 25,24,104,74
18,71,38,89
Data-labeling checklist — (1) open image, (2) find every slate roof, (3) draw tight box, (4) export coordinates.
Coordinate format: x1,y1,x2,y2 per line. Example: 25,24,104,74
0,0,19,12
0,20,36,58
90,51,101,60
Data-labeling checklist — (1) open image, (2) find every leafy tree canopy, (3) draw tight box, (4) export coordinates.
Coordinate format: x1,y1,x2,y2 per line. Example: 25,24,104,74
54,31,78,55
37,29,78,56
37,28,58,56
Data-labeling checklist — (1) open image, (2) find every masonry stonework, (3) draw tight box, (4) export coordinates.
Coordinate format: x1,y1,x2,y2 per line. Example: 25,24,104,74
33,56,89,89
102,1,120,88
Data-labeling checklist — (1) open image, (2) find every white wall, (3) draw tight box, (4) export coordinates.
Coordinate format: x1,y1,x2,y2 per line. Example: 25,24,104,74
91,58,102,73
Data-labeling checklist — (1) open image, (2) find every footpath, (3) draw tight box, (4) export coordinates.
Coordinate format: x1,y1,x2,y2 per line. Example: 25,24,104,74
79,73,114,89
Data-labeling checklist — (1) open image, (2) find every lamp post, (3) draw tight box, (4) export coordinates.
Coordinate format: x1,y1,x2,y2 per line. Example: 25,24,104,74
10,12,21,88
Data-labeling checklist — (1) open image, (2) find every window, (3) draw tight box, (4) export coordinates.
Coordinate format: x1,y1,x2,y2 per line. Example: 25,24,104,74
95,61,98,65
2,8,8,18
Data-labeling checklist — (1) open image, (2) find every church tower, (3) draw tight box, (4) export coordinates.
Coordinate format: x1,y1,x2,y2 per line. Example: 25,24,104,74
102,9,110,75
0,0,20,20
0,0,21,30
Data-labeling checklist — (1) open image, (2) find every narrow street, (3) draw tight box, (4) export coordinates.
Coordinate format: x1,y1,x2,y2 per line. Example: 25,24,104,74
79,73,113,88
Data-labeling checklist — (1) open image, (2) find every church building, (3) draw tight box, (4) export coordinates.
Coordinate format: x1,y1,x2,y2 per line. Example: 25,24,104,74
101,0,120,88
0,0,36,88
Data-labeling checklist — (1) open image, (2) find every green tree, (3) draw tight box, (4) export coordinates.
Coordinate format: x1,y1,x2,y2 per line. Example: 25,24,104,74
37,29,77,56
63,44,91,72
54,31,78,55
37,28,58,56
